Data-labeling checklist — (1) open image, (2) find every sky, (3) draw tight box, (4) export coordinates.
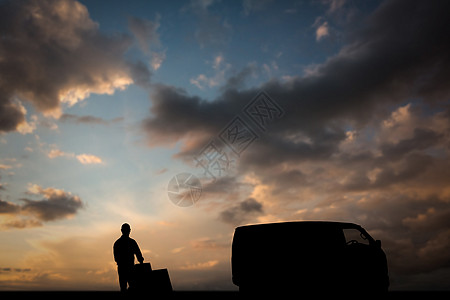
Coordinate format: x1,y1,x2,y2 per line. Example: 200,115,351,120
0,0,449,291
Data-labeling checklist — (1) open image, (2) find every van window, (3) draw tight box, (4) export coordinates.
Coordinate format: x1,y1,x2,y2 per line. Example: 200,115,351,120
343,228,370,245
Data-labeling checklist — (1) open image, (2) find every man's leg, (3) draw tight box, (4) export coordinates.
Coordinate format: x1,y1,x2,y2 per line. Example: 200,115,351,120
117,265,129,292
127,265,136,290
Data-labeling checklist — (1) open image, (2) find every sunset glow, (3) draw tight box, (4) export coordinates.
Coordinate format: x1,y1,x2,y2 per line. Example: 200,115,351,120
1,0,449,291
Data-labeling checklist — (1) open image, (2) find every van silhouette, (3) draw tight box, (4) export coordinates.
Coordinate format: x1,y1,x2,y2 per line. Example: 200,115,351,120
231,221,389,294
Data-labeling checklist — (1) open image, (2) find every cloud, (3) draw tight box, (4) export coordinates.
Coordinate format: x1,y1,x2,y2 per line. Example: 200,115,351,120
150,50,166,71
141,83,240,147
314,19,330,41
0,185,84,228
379,128,443,161
21,191,82,222
128,15,161,54
219,198,264,226
22,185,84,222
190,74,209,90
0,159,22,173
201,176,243,195
179,260,219,270
0,268,31,273
190,54,231,90
0,0,150,133
190,238,229,250
76,154,103,165
47,149,74,159
60,114,124,125
46,146,103,165
0,100,26,133
323,0,347,14
0,199,20,214
128,14,165,71
220,63,257,91
14,103,38,135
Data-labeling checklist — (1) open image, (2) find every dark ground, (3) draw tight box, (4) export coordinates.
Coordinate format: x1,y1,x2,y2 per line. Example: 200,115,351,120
1,291,450,299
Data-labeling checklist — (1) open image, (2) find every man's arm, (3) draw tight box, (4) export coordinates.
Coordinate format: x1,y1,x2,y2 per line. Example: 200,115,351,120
113,241,119,263
133,240,144,263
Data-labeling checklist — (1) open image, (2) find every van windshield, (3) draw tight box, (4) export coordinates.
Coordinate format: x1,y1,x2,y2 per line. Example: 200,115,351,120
343,228,370,245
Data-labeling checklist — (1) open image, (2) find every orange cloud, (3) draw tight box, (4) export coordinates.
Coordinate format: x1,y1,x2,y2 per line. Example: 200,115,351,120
76,154,103,165
46,148,103,165
179,260,219,270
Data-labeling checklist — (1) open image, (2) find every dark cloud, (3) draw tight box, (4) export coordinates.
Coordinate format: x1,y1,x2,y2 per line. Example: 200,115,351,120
60,114,124,125
0,100,26,133
129,60,153,87
220,64,258,92
0,268,31,273
21,195,83,223
143,0,450,163
264,169,308,196
0,0,150,133
142,84,251,146
0,185,84,228
219,198,263,225
201,176,241,195
0,199,20,214
340,152,434,192
380,128,443,161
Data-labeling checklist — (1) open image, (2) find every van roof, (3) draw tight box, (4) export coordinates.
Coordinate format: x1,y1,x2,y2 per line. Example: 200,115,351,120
235,220,362,232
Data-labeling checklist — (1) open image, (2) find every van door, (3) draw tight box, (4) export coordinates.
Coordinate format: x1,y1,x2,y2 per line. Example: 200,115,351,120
343,227,377,291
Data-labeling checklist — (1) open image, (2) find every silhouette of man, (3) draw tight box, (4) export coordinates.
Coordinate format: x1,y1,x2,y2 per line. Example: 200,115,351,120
113,223,144,292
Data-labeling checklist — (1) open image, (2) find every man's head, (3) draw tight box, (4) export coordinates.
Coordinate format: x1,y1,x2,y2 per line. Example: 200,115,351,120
121,223,131,236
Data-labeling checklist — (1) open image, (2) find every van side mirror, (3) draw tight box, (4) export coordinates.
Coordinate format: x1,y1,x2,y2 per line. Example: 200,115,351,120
375,240,382,248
